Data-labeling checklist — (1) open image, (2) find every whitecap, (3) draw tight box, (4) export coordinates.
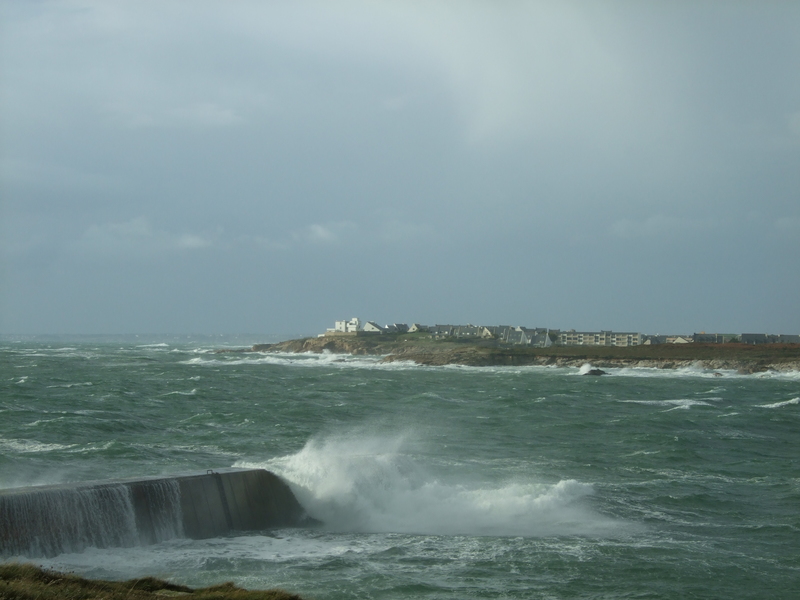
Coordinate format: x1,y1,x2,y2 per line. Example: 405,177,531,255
46,382,93,389
620,399,712,410
0,438,76,453
758,397,799,409
161,389,198,396
611,366,739,379
66,441,115,453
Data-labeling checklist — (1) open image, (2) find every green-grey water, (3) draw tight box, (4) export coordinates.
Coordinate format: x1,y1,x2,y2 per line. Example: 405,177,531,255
1,337,799,598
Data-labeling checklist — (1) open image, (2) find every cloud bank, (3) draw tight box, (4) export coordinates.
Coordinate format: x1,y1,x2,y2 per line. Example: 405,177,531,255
2,1,798,334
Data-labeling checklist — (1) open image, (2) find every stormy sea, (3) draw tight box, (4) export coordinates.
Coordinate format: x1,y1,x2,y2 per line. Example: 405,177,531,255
1,336,798,599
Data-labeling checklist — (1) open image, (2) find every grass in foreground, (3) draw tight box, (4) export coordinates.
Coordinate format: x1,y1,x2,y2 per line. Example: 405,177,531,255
0,563,304,600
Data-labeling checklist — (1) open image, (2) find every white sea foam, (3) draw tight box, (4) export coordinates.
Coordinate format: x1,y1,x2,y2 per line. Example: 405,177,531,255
161,389,198,396
610,366,738,379
46,382,93,389
181,352,800,381
699,387,727,395
620,399,713,410
180,352,400,370
758,397,799,409
65,441,115,454
237,432,626,538
0,438,76,453
33,533,340,578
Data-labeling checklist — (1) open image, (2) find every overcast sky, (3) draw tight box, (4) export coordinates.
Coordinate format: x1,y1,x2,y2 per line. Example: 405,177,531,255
2,1,799,336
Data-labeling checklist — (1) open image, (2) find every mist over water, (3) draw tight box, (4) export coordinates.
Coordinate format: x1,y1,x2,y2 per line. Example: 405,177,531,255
2,338,799,599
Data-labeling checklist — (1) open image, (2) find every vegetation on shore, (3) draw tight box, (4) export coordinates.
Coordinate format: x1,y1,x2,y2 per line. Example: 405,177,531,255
0,563,304,600
242,333,800,373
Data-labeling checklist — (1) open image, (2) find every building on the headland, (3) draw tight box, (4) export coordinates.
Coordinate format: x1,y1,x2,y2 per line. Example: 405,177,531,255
557,330,644,347
647,332,800,345
642,334,692,344
429,324,493,339
322,319,799,345
325,319,414,335
325,318,361,335
525,328,557,347
455,325,493,339
741,333,768,344
741,333,800,344
429,324,454,338
693,333,733,344
362,321,385,333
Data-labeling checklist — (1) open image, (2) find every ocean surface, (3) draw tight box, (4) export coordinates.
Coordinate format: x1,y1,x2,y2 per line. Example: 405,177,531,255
1,336,799,599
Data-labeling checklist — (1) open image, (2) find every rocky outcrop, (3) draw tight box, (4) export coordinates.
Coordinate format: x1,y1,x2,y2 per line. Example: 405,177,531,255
262,336,402,355
584,369,607,376
379,351,800,372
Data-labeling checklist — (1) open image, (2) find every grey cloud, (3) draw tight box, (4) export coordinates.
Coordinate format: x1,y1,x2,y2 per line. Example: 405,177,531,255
2,1,798,334
789,112,800,137
774,216,800,235
610,215,717,240
291,222,359,246
372,220,435,245
1,158,114,194
105,101,244,129
73,218,214,259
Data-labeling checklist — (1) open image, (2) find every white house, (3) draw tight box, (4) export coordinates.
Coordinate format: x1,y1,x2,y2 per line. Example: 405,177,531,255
328,318,361,333
363,321,385,333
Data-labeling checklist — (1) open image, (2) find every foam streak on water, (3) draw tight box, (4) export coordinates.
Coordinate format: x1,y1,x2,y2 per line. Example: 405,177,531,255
1,338,799,599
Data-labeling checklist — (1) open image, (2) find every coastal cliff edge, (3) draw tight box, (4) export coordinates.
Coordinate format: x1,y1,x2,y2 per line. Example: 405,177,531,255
228,336,800,373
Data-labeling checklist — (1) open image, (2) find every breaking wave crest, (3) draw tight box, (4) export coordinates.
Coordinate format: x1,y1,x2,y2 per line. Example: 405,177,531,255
237,432,625,538
758,397,799,409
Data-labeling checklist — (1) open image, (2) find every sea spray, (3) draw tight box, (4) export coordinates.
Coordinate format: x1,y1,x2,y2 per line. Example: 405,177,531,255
238,432,625,537
578,363,595,375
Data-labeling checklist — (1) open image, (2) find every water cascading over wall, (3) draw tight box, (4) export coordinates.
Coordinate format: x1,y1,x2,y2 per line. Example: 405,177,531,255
0,468,310,558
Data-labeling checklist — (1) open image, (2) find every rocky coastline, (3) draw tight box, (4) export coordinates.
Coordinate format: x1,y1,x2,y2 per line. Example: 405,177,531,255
224,336,800,374
0,563,304,600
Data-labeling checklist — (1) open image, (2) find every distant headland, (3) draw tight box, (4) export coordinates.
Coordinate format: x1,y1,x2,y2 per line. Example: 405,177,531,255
222,318,800,374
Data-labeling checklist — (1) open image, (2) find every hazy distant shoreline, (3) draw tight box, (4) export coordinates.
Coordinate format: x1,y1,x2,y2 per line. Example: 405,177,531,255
225,335,800,374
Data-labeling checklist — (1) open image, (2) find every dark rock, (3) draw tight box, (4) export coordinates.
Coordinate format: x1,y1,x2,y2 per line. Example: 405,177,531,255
584,369,607,376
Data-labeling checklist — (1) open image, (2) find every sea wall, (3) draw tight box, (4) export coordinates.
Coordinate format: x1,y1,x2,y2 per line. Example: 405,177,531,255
0,468,310,558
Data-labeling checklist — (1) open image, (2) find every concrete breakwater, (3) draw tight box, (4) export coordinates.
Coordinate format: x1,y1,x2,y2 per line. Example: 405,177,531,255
0,468,312,558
